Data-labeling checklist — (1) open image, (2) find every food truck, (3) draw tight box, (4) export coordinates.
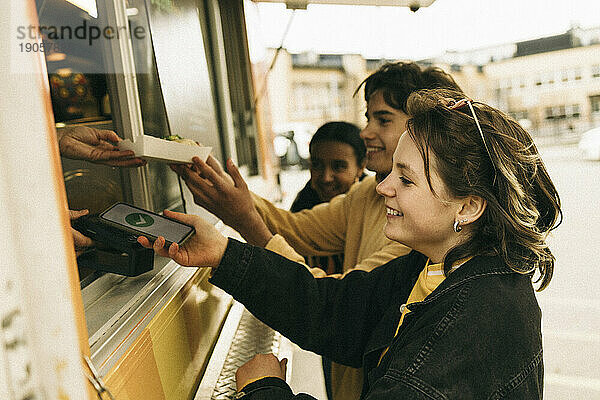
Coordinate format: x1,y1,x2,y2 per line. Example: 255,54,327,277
0,0,433,399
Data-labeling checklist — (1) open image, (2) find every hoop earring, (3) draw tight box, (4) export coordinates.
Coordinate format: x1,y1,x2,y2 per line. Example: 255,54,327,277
453,218,468,233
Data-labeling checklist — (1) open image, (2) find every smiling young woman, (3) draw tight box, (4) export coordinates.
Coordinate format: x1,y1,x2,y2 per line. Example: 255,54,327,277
376,131,480,264
142,85,561,399
401,89,561,286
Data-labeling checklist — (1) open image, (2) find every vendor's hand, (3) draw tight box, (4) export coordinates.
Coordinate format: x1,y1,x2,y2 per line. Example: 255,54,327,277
236,354,287,391
69,209,93,256
171,157,273,247
57,126,146,167
137,209,228,267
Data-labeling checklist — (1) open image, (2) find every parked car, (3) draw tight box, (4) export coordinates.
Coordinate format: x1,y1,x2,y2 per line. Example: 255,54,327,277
578,127,600,160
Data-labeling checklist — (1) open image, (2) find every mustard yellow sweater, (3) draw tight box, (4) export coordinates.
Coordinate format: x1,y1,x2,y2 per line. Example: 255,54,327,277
254,175,410,274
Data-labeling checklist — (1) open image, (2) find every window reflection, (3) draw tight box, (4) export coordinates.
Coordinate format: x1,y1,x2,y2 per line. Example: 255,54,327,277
37,0,125,287
127,0,183,212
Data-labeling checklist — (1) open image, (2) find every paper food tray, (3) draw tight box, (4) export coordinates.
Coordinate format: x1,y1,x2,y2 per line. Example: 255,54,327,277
118,136,211,164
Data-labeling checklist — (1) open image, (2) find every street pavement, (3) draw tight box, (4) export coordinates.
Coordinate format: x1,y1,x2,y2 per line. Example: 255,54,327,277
538,144,600,399
274,143,600,398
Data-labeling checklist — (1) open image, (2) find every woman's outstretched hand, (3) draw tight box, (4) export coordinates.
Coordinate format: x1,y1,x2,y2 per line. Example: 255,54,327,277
137,209,228,268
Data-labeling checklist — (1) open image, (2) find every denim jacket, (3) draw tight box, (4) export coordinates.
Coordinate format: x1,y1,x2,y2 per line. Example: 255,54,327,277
210,239,544,399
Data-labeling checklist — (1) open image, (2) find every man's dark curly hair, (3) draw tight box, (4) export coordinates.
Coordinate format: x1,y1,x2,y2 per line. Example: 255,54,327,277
355,61,463,112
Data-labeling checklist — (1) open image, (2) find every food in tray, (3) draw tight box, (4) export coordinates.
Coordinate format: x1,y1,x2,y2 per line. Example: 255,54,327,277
118,135,211,164
164,135,199,147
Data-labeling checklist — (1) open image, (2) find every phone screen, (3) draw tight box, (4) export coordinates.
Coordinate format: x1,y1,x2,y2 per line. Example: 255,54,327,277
100,203,194,244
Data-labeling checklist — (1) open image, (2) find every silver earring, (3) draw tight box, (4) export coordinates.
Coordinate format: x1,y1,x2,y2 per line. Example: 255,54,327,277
453,219,468,233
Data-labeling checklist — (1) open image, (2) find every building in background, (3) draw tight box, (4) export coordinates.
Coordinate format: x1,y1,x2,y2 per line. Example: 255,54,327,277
437,25,600,140
264,49,370,130
258,25,600,144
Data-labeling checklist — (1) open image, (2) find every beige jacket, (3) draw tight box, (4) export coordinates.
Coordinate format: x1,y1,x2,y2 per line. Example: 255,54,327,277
255,175,409,274
252,175,410,400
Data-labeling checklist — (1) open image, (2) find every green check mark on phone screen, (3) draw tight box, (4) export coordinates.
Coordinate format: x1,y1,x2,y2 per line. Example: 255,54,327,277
125,213,154,227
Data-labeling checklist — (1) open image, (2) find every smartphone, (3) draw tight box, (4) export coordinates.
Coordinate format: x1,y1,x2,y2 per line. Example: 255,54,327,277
100,202,195,247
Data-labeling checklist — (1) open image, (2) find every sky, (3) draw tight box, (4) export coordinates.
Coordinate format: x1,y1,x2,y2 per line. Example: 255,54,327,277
245,0,600,62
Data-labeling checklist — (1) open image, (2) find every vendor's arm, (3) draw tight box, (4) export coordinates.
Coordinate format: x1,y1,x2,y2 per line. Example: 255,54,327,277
57,126,146,167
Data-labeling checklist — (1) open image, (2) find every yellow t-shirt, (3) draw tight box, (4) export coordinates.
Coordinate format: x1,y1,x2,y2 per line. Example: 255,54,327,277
378,258,466,366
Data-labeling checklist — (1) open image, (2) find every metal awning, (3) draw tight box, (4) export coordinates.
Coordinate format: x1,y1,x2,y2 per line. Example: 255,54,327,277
252,0,436,10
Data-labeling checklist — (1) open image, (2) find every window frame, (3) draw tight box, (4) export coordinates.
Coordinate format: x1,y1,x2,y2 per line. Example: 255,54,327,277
54,0,233,375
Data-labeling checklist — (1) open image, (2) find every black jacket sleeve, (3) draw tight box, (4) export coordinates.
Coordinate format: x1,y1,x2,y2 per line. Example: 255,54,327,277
236,376,434,400
235,377,315,400
209,238,408,368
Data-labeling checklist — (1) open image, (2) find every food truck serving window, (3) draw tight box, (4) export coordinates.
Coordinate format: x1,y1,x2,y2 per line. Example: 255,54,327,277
37,0,224,348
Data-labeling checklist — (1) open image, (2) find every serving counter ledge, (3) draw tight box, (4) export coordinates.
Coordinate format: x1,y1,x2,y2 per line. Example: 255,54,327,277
195,302,294,400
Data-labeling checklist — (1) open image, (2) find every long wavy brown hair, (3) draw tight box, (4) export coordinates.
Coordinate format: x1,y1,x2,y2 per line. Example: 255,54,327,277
406,88,562,291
